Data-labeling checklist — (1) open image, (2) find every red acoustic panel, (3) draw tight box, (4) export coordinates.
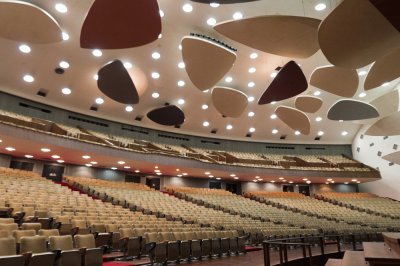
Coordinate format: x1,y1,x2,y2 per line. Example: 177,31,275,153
258,61,307,105
147,105,185,126
80,0,161,49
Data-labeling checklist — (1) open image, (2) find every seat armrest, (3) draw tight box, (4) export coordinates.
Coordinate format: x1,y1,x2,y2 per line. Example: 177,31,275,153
144,242,156,253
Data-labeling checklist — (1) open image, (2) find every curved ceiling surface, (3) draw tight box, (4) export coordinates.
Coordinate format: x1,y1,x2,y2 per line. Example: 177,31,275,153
0,0,399,145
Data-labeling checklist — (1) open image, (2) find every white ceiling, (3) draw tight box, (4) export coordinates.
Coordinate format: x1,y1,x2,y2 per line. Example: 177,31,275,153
0,0,399,145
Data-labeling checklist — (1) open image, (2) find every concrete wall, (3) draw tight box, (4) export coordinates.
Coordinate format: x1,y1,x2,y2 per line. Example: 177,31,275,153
0,154,12,168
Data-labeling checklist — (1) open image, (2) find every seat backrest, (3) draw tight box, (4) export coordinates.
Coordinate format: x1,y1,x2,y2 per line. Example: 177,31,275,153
20,235,47,254
119,228,133,239
56,215,70,224
105,224,119,233
0,218,14,224
71,220,87,228
38,229,60,240
91,223,106,233
0,223,18,235
74,234,96,249
34,210,49,218
0,237,17,256
133,228,145,237
49,235,74,251
21,207,35,217
12,230,36,243
160,232,174,242
144,232,159,244
0,230,9,238
21,223,42,233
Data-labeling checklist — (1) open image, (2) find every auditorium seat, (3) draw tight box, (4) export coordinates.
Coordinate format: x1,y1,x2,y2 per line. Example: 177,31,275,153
38,229,59,241
74,234,103,266
49,235,81,266
21,223,41,233
0,237,25,266
20,236,56,266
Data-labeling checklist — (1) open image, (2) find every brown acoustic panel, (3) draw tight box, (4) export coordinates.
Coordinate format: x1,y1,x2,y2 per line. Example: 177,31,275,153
212,87,248,118
147,105,185,126
327,100,379,121
365,48,400,90
369,0,400,32
275,106,310,135
214,16,320,58
0,1,62,43
370,90,400,118
80,0,161,49
382,151,400,165
310,66,359,97
97,60,139,104
258,61,307,105
365,111,400,136
191,0,259,3
318,0,400,69
182,36,236,91
295,96,323,113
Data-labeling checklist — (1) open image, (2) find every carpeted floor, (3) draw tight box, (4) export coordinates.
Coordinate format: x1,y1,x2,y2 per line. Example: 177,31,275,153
103,262,134,266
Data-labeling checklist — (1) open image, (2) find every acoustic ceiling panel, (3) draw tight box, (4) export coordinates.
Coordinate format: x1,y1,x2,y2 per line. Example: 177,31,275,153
370,90,400,118
214,15,321,58
191,0,259,3
212,87,248,118
369,0,400,32
310,66,359,97
181,36,236,91
97,60,139,104
258,61,307,105
328,100,380,121
295,96,323,113
147,105,185,126
382,151,400,165
318,0,400,69
0,0,62,43
275,106,310,135
364,48,400,90
365,111,400,136
80,0,161,49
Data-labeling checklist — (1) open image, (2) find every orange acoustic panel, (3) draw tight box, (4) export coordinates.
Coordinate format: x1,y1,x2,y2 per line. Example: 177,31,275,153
318,0,400,69
275,106,310,135
212,87,248,118
97,60,139,104
328,100,379,121
310,66,358,97
147,105,185,126
181,36,236,91
258,61,307,105
365,111,400,136
214,15,321,58
80,0,161,49
295,96,323,113
0,0,62,43
370,90,400,118
364,48,400,91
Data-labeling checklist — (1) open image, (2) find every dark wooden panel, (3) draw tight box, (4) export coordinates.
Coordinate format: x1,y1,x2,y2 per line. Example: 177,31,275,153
327,100,379,121
370,0,400,31
147,105,185,126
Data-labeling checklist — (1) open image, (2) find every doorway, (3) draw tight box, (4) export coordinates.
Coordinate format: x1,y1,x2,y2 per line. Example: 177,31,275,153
283,185,294,192
42,164,64,182
146,177,160,190
299,185,311,196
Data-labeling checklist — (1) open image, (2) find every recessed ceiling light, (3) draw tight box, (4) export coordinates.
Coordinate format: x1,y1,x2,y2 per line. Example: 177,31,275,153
248,82,255,88
205,172,210,175
233,177,239,180
135,170,140,173
178,62,185,69
358,92,367,98
207,18,217,26
226,124,233,130
125,105,134,112
295,130,301,135
210,2,220,7
271,181,275,183
352,179,358,182
339,120,344,122
62,32,69,41
92,49,102,57
271,101,277,105
152,92,160,98
177,80,185,87
225,76,233,83
55,3,68,13
85,163,92,167
289,181,293,184
317,131,324,136
82,155,90,159
250,53,258,59
216,177,221,180
248,67,256,73
5,147,15,151
233,12,243,20
313,91,321,96
159,10,164,17
61,87,71,95
152,52,161,60
59,61,69,69
182,3,193,12
203,89,209,93
303,178,308,181
358,70,367,76
19,44,31,53
203,121,210,127
344,182,349,184
248,111,255,117
201,104,208,110
248,96,255,102
158,34,162,39
182,173,188,176
95,97,104,105
178,44,182,50
23,75,34,83
249,127,256,133
314,3,327,11
111,167,117,170
52,155,60,159
90,161,98,165
93,74,99,80
272,129,278,134
117,161,125,165
270,72,277,78
270,114,277,119
279,177,284,180
124,62,132,69
151,72,160,79
315,117,322,122
382,82,390,87
124,166,131,169
57,160,64,163
178,99,185,105
230,174,236,177
41,148,51,152
25,155,34,158
155,166,159,169
341,131,348,136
